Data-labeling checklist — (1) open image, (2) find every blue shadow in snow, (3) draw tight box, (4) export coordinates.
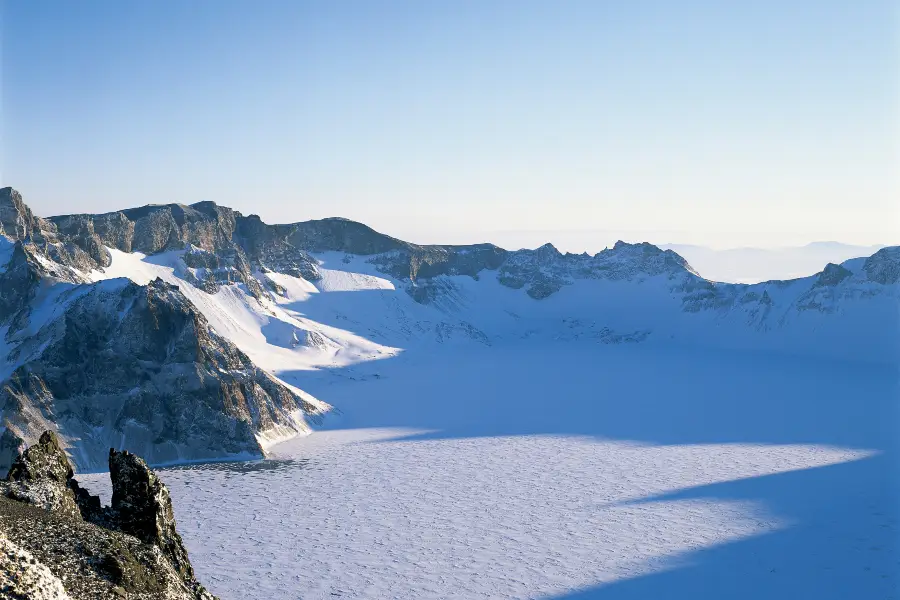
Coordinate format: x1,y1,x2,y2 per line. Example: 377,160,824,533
274,288,899,600
544,452,897,599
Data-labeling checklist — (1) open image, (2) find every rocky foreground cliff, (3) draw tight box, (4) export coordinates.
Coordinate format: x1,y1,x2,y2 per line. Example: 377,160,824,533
0,431,215,599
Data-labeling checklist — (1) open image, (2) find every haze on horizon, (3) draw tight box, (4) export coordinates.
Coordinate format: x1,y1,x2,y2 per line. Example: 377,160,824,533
1,1,897,250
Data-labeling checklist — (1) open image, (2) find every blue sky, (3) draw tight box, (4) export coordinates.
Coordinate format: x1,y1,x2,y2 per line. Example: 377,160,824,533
1,1,897,248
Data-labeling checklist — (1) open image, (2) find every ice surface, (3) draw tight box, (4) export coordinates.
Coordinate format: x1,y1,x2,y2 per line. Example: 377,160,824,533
78,342,897,600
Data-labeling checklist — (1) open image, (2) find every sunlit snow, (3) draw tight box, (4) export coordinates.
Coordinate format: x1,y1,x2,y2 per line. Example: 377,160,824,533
79,336,896,599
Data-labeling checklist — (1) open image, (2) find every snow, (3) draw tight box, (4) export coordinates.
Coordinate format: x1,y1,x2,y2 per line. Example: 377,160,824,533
77,341,897,600
90,247,395,378
39,243,895,598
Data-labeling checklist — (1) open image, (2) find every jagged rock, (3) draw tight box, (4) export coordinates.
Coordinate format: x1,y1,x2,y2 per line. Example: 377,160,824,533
0,187,49,242
0,478,81,520
28,189,708,307
0,242,44,325
0,431,80,519
0,432,217,599
863,247,900,285
0,276,323,473
497,240,696,300
6,431,72,483
814,263,852,287
69,478,106,524
109,449,194,580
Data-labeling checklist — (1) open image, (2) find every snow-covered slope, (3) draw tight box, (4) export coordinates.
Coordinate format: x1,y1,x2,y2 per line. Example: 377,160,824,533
0,186,897,471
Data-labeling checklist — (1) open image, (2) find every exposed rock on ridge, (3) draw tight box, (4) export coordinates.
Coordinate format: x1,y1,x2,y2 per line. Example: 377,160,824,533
0,431,216,599
2,186,899,472
35,189,700,303
0,276,324,472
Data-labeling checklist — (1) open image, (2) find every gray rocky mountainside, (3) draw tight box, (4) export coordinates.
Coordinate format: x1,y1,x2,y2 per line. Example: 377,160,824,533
0,431,216,599
0,186,898,473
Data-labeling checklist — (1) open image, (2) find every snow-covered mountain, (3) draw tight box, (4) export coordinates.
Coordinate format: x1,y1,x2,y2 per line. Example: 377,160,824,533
1,187,896,471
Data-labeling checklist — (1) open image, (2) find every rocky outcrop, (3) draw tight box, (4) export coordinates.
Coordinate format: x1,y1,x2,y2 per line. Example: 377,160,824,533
814,263,853,287
497,241,697,300
863,246,900,285
0,431,216,599
6,430,72,483
0,432,81,519
108,449,194,580
0,277,324,473
0,187,54,242
0,190,328,474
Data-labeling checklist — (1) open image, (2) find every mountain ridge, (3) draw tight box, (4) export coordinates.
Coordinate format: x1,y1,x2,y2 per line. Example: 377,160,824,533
1,187,897,473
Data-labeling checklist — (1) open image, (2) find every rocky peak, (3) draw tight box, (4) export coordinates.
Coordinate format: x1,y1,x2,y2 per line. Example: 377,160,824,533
862,246,900,285
814,262,853,287
0,187,37,241
0,188,59,246
51,202,239,257
533,242,562,260
6,430,73,484
109,448,195,580
0,272,323,474
0,242,44,325
604,241,698,277
1,430,81,519
0,431,216,599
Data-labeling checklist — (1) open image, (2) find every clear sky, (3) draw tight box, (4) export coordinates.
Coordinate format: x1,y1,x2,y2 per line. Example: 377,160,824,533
1,1,897,249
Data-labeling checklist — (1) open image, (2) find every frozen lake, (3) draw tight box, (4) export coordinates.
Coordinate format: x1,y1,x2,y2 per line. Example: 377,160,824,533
80,342,898,599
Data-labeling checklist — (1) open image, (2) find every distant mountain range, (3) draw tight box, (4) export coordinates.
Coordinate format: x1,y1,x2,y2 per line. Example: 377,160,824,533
1,187,896,472
661,242,888,284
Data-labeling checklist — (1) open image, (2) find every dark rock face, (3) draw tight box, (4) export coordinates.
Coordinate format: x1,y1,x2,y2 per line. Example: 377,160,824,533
0,190,327,475
0,429,24,481
863,247,900,285
0,431,217,599
0,187,49,241
279,217,406,255
0,243,51,326
498,240,696,300
373,243,508,283
43,198,510,296
47,213,112,268
51,203,237,257
109,449,194,580
0,431,81,520
6,430,73,484
0,277,322,472
814,263,853,287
